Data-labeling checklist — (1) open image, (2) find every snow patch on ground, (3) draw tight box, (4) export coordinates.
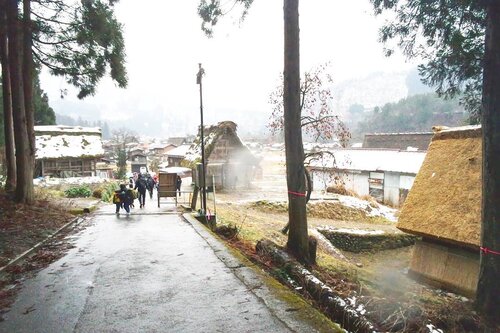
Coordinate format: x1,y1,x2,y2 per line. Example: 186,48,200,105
336,195,397,222
320,227,385,236
426,323,444,333
347,296,367,315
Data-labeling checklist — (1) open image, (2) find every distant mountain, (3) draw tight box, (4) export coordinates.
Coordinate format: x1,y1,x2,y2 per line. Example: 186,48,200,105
333,68,433,118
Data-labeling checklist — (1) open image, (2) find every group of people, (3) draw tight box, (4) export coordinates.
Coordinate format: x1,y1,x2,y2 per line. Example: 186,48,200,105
114,172,158,215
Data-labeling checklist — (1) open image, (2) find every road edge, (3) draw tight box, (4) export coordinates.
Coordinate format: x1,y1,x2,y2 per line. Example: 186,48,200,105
182,213,343,333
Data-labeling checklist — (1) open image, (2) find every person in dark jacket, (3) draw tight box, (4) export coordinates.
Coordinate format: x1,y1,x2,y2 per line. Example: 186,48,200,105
134,174,148,208
176,175,182,197
146,173,155,199
114,184,134,215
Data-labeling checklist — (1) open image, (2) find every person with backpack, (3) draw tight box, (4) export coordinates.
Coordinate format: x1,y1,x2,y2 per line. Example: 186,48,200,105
113,184,134,215
134,174,148,208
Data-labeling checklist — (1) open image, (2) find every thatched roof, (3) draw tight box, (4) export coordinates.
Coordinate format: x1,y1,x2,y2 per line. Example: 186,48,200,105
397,125,481,249
185,121,257,165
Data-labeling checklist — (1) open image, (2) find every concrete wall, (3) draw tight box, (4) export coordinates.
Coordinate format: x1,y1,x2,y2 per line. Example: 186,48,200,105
311,170,369,196
409,240,479,297
353,173,369,196
384,172,400,207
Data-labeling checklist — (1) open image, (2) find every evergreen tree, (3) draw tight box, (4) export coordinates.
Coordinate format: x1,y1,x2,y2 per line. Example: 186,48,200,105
370,0,485,123
356,93,466,134
0,0,127,203
116,148,127,179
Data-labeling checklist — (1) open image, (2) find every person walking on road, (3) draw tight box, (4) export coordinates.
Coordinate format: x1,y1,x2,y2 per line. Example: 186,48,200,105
135,174,148,208
113,184,134,215
146,173,155,199
176,175,182,197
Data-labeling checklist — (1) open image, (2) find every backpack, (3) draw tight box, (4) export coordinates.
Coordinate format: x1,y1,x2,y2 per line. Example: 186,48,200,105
119,190,128,203
112,192,121,204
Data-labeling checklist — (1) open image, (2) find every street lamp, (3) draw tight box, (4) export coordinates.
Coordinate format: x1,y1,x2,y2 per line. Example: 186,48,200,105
196,63,207,218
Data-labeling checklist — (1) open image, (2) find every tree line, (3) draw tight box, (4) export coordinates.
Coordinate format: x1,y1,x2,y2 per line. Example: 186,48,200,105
0,0,127,203
55,114,111,140
354,93,468,136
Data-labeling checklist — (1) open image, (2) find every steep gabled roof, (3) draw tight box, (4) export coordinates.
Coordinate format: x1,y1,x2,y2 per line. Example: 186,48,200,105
35,125,104,159
397,125,481,248
185,121,257,165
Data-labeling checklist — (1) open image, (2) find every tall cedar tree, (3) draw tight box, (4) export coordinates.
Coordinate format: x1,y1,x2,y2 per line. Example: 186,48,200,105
0,0,15,191
198,0,311,263
0,0,127,203
7,0,32,203
478,0,500,322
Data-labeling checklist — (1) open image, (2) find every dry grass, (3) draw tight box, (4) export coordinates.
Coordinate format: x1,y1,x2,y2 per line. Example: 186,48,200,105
249,200,392,225
214,201,493,332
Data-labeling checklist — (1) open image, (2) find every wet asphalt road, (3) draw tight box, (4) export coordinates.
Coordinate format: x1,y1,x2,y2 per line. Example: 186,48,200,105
0,200,338,333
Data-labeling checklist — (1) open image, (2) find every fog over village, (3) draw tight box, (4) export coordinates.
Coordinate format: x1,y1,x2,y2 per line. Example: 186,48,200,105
0,1,499,333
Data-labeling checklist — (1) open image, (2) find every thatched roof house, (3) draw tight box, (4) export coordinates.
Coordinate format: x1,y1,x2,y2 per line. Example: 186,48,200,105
397,125,481,296
185,121,259,189
35,125,104,178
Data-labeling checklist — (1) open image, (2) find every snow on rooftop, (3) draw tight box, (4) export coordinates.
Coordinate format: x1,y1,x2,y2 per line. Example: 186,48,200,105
36,132,104,159
35,125,101,134
309,148,426,174
167,144,192,157
435,124,481,133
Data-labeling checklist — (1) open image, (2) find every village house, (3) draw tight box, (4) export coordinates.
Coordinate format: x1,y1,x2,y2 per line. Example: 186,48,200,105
308,148,426,207
185,121,260,189
397,125,481,297
149,143,176,156
166,144,192,167
128,149,148,173
35,125,104,178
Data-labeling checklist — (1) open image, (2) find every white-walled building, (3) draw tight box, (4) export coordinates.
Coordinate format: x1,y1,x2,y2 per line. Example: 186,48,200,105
308,148,426,207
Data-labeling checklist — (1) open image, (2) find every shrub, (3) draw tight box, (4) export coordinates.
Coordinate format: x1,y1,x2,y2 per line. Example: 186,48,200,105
100,182,120,203
64,185,92,198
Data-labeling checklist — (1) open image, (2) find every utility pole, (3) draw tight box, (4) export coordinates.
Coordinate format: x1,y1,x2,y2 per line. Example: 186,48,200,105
196,63,207,218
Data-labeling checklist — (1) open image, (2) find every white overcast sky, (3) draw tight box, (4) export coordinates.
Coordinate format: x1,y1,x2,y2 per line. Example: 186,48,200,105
41,0,416,136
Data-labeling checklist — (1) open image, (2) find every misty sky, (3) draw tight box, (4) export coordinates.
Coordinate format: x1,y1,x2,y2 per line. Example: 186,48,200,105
40,0,417,137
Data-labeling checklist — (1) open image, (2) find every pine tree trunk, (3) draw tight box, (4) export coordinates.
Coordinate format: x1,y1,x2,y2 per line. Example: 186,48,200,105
7,1,31,204
283,0,309,264
477,1,500,323
22,0,34,203
0,1,16,192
